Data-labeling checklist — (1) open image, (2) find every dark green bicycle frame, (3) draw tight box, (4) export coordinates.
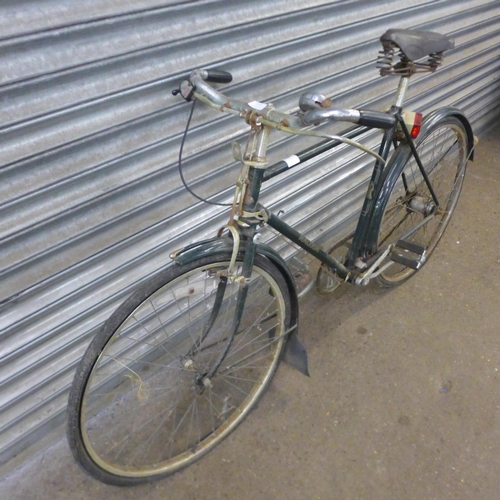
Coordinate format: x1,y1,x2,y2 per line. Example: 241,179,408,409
172,106,473,376
250,110,401,282
244,107,473,282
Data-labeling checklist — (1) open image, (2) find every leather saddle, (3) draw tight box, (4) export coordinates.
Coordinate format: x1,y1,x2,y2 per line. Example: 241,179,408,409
381,29,455,61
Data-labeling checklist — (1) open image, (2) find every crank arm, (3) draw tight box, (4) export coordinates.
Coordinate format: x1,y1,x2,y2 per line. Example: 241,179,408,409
355,244,394,286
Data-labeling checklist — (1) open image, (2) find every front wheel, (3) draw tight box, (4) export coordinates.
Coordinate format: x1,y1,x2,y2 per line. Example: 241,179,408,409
67,253,291,485
374,116,468,287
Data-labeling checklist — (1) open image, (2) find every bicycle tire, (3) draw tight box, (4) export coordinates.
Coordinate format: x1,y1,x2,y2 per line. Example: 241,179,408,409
67,253,291,486
374,116,468,286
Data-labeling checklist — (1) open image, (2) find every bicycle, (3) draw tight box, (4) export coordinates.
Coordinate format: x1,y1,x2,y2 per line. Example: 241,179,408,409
67,28,474,485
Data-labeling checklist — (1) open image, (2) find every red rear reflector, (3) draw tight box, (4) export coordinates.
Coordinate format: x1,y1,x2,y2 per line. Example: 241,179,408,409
410,112,423,139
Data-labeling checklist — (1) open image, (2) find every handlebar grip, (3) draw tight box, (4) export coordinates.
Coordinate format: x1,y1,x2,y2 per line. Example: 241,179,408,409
204,69,233,84
358,110,396,129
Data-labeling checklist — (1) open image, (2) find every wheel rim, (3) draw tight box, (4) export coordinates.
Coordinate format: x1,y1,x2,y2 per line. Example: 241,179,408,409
378,121,467,283
80,261,286,478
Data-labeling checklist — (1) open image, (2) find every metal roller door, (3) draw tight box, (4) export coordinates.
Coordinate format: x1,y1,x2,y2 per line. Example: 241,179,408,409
1,0,499,470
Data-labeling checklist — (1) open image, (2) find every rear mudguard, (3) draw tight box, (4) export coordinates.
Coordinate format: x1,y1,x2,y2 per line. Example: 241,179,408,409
366,107,474,250
419,107,474,161
171,237,309,376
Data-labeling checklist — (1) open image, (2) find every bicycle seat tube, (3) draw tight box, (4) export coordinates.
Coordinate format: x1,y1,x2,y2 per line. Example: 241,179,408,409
345,75,410,267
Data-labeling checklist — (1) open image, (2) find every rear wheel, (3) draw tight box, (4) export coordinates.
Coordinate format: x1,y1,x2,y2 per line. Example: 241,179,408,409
375,116,468,286
67,253,291,485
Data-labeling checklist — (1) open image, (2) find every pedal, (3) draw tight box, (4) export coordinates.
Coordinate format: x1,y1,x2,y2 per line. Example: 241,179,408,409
390,240,426,270
316,266,342,294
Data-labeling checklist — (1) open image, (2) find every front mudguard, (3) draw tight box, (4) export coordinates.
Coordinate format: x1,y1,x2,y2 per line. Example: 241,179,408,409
171,237,309,376
366,107,474,250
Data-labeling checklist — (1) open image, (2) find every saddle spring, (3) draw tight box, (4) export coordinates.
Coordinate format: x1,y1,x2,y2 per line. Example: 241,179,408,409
376,42,445,77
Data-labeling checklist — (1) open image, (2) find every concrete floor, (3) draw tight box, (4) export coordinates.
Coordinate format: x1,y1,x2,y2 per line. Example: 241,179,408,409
2,128,499,500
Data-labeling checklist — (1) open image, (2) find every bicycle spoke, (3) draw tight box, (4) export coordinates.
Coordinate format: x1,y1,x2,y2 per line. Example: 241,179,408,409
75,255,288,480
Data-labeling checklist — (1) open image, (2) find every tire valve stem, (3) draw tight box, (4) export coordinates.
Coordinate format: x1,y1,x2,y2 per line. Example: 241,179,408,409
202,377,213,389
183,359,195,371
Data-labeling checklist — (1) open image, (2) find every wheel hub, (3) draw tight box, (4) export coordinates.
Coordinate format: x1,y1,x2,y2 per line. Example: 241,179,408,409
408,196,436,216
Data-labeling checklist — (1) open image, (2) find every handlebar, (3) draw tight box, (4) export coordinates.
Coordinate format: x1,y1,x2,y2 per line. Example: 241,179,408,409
302,108,396,129
175,69,396,131
298,91,396,129
186,69,305,129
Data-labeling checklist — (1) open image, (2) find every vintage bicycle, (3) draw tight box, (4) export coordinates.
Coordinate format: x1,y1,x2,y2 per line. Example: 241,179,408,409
67,29,474,485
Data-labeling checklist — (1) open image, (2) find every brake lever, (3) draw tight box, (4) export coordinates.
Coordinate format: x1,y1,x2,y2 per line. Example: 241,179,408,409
172,80,196,101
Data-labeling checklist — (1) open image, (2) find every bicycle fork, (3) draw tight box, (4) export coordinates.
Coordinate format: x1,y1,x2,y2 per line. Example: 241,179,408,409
199,121,271,386
200,239,257,386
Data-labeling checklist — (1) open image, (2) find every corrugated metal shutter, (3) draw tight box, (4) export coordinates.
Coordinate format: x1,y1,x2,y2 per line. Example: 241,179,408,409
1,0,499,469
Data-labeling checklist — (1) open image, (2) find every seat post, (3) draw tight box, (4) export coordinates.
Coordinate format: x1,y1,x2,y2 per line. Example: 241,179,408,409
394,76,410,108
